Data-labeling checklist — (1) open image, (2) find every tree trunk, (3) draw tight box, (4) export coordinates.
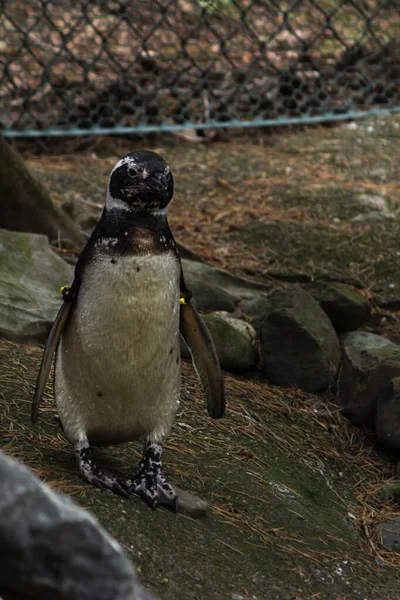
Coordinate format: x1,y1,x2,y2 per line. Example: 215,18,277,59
0,137,84,248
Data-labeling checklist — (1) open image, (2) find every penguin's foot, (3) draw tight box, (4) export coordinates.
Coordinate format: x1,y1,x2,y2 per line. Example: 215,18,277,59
75,439,130,498
127,442,177,511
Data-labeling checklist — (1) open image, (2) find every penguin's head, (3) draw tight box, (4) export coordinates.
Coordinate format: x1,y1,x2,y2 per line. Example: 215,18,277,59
106,151,174,214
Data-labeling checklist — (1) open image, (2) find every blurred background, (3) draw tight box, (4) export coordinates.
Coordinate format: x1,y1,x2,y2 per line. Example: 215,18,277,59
1,0,399,137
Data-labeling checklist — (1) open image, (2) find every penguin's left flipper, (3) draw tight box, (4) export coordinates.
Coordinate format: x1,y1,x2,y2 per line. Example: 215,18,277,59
31,285,77,424
179,298,225,419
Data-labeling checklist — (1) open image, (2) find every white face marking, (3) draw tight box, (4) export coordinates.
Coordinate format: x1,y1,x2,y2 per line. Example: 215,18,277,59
105,190,131,211
142,168,149,180
106,156,139,208
110,155,137,178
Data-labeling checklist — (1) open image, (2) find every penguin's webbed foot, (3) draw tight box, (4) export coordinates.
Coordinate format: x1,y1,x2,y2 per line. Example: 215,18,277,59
75,442,130,498
127,442,177,511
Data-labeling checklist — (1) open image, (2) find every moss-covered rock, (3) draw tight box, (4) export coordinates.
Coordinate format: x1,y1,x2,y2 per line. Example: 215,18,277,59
181,312,258,372
0,229,73,344
339,333,400,425
305,281,371,331
241,294,272,333
259,287,341,392
190,281,237,313
181,258,270,304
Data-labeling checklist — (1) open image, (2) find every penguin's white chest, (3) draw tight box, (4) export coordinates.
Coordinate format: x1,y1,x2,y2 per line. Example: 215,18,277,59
55,252,181,446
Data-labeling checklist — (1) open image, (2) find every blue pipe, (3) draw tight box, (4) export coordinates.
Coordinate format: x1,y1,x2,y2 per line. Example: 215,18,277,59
2,106,400,138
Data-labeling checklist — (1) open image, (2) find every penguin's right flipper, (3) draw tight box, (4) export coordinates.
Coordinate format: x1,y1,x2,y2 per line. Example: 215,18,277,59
31,287,76,424
179,299,225,419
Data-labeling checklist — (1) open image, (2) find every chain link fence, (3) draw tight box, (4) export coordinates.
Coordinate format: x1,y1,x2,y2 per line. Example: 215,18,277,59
1,0,399,137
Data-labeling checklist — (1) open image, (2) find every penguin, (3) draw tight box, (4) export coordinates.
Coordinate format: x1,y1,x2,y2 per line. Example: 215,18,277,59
32,150,225,511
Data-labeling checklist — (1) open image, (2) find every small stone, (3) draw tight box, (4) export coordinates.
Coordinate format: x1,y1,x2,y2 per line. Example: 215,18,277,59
305,281,371,332
175,486,208,518
352,211,395,222
370,167,386,178
358,194,387,212
376,518,400,553
258,287,341,392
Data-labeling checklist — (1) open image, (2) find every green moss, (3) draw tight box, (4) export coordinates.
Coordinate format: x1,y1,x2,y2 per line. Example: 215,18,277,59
0,228,34,279
202,314,257,371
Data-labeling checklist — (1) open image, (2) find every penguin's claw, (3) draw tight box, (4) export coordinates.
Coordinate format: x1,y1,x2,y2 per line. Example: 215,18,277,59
127,469,178,511
127,440,177,511
75,438,176,508
83,467,130,498
75,442,130,498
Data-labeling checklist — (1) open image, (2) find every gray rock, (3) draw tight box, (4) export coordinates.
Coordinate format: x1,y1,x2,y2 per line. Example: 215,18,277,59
339,333,400,425
0,229,73,344
0,451,158,600
189,280,237,313
181,258,270,307
340,331,394,351
259,287,341,392
241,295,271,332
181,312,258,373
352,211,396,222
358,194,388,212
305,281,371,332
376,377,400,449
376,518,400,553
175,487,208,518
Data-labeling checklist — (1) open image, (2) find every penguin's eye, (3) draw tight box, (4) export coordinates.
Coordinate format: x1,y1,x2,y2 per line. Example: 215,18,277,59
128,167,138,178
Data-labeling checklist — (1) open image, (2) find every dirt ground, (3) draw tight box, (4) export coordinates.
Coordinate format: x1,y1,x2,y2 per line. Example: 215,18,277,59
2,114,400,599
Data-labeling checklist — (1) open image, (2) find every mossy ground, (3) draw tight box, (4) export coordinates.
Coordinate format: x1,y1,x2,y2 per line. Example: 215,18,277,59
22,114,400,298
2,115,400,599
1,337,399,600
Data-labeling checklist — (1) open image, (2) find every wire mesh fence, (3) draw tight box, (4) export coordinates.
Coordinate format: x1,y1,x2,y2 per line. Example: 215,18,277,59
1,0,399,137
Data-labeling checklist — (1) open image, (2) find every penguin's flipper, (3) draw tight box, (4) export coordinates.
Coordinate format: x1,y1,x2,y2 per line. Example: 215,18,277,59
31,292,74,424
180,299,225,419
